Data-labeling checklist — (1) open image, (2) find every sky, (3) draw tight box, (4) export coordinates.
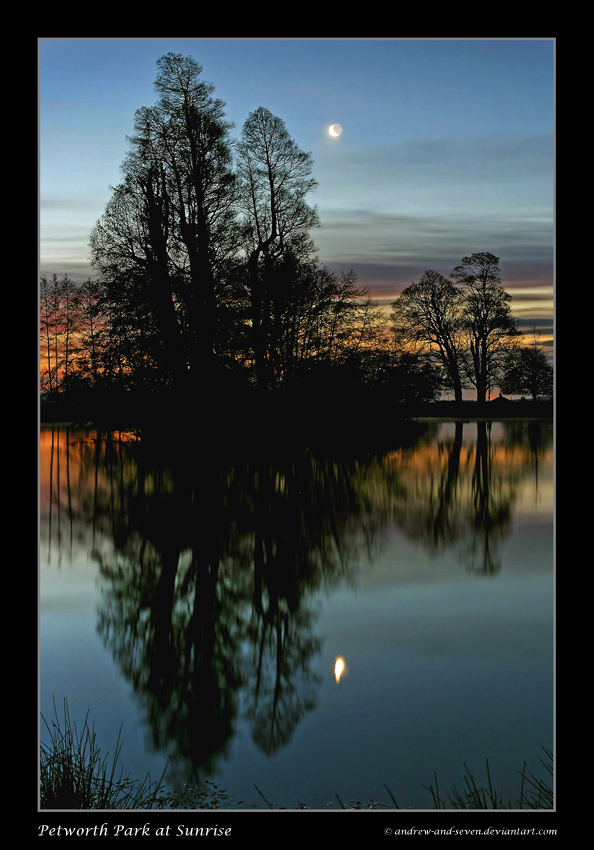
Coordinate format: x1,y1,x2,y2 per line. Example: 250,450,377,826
39,37,555,349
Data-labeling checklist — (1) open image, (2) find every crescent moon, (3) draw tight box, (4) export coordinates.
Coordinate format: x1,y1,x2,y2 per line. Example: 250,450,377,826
328,123,343,137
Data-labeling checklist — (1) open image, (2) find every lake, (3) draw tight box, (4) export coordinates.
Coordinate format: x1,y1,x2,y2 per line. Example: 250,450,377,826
39,418,554,810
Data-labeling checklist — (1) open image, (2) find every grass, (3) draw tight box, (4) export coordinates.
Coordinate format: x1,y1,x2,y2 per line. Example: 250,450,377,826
420,751,554,810
311,750,554,811
40,698,168,810
40,699,553,810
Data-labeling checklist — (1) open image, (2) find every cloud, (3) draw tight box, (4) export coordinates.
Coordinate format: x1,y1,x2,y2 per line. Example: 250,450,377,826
40,196,103,213
316,207,553,276
319,132,553,190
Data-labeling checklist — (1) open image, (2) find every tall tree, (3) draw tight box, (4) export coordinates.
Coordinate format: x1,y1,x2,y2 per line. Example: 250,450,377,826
237,107,320,391
142,53,237,383
451,252,520,402
390,270,466,402
90,53,237,394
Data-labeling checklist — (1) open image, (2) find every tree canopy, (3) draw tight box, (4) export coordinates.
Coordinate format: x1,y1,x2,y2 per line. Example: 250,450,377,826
390,253,523,403
501,328,553,401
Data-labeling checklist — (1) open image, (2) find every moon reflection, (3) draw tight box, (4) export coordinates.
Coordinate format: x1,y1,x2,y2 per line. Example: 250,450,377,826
334,656,346,682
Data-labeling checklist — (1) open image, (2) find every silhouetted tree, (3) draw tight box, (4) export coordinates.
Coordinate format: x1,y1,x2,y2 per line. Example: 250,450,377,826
391,255,520,402
90,171,187,390
89,53,237,394
72,278,105,387
501,328,553,401
383,351,443,402
390,270,466,402
39,273,81,394
451,252,520,402
84,56,398,404
58,275,80,392
237,106,320,391
268,262,385,387
40,273,62,394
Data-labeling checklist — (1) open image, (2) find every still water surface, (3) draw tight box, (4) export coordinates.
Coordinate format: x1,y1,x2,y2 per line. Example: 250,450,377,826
39,419,553,809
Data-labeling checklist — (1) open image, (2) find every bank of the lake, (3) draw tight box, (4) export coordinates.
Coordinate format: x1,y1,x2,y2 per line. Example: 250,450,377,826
39,390,553,440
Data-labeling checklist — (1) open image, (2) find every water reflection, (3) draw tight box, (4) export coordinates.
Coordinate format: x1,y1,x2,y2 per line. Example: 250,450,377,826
381,420,550,574
39,419,552,791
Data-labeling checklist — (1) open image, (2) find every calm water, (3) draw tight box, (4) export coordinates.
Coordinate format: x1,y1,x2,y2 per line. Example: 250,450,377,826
39,419,554,809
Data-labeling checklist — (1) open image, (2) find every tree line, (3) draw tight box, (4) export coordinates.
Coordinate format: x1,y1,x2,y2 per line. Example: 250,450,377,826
40,53,553,409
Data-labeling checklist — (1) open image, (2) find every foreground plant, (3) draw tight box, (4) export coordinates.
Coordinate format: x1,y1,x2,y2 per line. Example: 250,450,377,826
420,748,554,810
40,698,167,809
283,750,554,811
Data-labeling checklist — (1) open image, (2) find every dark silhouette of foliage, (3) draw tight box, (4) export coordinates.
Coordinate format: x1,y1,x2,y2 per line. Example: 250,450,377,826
390,270,466,402
450,252,520,402
391,253,523,403
89,54,238,395
500,328,553,401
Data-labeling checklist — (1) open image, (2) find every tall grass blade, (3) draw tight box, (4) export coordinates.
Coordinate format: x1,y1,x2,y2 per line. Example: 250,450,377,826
383,784,400,809
254,784,274,809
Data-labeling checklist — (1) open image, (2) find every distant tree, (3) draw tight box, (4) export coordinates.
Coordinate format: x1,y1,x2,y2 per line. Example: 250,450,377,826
71,277,111,387
39,273,80,394
40,273,62,394
500,328,553,401
387,352,443,403
59,274,80,392
289,266,383,371
390,255,522,403
390,270,466,402
237,106,320,391
451,252,520,403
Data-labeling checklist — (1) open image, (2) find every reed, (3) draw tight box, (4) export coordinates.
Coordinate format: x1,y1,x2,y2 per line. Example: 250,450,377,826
40,698,167,809
405,749,553,810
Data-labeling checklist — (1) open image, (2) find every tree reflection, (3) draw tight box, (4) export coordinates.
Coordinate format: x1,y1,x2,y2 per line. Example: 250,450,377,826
39,419,553,785
464,421,512,574
379,420,552,574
